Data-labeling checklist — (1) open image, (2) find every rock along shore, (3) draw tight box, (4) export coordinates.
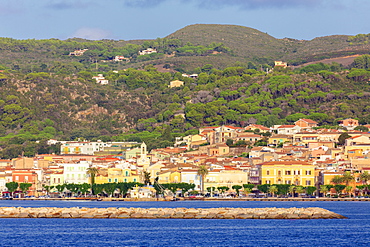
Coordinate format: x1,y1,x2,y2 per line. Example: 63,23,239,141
0,207,346,219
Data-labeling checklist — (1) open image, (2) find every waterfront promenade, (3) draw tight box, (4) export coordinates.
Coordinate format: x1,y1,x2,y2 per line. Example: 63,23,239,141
3,197,370,202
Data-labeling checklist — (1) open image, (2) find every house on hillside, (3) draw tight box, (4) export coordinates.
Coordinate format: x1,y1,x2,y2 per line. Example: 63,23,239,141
245,124,270,133
92,74,109,85
274,61,287,68
295,119,318,130
168,80,184,88
338,118,359,130
276,125,301,135
182,74,198,79
139,48,157,56
69,49,88,56
114,56,129,62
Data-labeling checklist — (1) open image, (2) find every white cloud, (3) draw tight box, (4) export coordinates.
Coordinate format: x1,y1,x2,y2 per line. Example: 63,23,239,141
72,27,112,40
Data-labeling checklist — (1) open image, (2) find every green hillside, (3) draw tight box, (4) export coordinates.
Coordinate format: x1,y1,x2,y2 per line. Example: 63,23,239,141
0,24,369,73
1,24,370,158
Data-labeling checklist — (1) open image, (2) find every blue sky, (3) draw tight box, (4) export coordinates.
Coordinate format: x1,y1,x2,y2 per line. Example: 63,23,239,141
0,0,369,41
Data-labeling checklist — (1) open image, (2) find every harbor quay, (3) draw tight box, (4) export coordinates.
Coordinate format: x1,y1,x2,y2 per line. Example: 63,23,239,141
5,197,370,202
0,206,346,219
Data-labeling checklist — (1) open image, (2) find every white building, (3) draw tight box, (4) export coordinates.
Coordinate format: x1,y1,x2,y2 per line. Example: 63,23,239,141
63,161,90,184
138,48,157,56
60,141,111,155
92,74,109,85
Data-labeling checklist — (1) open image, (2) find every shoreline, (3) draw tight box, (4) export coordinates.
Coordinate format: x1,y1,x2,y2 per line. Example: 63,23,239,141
3,197,370,202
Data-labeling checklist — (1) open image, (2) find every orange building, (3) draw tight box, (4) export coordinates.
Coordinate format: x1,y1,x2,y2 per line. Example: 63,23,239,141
295,119,318,129
12,169,38,196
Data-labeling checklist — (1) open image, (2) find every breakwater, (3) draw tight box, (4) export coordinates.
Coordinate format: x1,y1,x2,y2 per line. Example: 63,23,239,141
0,207,346,219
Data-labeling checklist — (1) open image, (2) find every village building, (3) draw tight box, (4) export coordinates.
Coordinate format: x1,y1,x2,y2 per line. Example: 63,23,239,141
257,161,315,186
69,49,88,56
339,118,359,130
138,48,157,56
92,74,109,84
274,61,288,68
168,80,184,88
294,119,319,130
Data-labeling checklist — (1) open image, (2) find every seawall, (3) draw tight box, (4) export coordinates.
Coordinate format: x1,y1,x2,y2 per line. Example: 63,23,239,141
0,207,346,219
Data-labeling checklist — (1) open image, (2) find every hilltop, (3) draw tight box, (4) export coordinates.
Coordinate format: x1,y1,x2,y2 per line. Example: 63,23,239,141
0,24,369,73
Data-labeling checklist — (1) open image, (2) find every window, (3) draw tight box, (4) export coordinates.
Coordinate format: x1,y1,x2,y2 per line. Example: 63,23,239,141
125,171,129,176
285,170,291,175
306,170,312,175
114,178,118,182
278,171,282,176
266,180,271,184
306,180,311,185
108,178,112,182
266,170,270,176
286,180,291,184
124,178,127,182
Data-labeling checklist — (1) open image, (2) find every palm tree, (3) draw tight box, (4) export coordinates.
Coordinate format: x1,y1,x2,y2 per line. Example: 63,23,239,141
86,167,99,195
331,175,343,185
320,185,329,197
360,171,370,185
143,171,151,185
288,185,296,197
345,186,353,197
295,186,305,197
268,185,278,197
197,165,208,194
342,171,355,186
244,187,252,197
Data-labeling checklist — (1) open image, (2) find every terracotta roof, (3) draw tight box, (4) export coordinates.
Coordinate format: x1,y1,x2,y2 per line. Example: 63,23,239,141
224,125,244,130
237,133,261,137
258,161,313,166
348,135,363,139
278,125,296,128
297,119,318,124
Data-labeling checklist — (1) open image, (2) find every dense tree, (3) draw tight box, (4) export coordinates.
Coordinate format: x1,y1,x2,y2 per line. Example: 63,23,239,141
19,183,32,194
338,132,351,146
5,182,19,197
232,185,243,196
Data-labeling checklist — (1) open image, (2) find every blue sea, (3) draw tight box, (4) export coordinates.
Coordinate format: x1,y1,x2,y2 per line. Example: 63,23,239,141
0,200,369,247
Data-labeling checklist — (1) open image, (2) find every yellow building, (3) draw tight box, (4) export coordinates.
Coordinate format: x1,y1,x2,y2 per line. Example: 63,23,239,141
293,132,319,146
95,168,139,184
268,135,291,146
157,170,181,184
49,171,64,186
321,171,343,185
258,161,315,186
214,169,249,189
344,144,370,158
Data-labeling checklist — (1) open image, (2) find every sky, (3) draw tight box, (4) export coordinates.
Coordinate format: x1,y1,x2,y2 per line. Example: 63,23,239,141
0,0,369,41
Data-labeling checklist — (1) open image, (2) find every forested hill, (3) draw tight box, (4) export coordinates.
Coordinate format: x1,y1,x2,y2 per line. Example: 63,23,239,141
1,56,370,158
0,24,370,73
1,24,370,158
